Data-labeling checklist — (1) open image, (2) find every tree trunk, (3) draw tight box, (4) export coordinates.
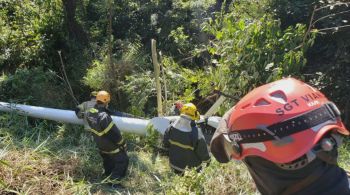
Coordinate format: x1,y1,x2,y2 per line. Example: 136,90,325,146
62,0,88,44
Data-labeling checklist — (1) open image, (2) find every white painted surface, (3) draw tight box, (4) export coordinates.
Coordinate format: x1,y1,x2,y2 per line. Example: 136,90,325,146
207,116,221,129
0,102,149,135
0,102,221,136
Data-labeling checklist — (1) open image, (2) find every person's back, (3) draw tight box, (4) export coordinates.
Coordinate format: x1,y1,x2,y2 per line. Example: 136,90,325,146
164,116,210,173
244,154,349,194
163,103,210,174
85,104,125,153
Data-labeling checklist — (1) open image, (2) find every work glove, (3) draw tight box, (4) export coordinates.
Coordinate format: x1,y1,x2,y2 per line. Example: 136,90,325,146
196,117,208,126
75,107,84,119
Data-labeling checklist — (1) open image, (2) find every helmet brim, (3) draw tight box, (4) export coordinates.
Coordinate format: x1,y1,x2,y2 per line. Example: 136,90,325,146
333,122,349,136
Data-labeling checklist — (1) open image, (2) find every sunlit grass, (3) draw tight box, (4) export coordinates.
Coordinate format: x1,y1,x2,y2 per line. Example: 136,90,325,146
339,139,350,171
0,114,349,194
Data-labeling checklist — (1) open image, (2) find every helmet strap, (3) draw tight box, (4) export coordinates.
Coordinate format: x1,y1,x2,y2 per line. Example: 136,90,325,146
229,102,341,145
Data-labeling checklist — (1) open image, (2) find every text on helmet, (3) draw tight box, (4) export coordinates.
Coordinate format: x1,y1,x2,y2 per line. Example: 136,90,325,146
275,92,322,116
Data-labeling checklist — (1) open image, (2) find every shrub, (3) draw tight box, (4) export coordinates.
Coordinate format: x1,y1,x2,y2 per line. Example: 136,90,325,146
0,67,69,107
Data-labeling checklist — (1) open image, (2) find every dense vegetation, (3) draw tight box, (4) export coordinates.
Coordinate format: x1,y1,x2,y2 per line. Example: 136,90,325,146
0,0,349,194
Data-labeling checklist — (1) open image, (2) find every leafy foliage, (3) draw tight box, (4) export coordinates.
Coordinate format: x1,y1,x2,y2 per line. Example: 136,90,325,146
0,67,69,107
199,1,315,111
0,0,63,72
269,0,350,127
121,71,156,115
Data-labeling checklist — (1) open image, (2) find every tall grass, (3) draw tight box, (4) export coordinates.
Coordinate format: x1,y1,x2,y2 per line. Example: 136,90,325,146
0,114,349,194
339,139,350,171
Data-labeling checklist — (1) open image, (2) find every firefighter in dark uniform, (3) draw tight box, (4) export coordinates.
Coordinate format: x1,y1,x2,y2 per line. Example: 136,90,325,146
75,90,129,188
163,103,211,174
210,78,350,195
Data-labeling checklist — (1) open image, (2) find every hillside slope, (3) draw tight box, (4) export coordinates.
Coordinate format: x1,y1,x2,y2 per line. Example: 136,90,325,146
0,115,349,194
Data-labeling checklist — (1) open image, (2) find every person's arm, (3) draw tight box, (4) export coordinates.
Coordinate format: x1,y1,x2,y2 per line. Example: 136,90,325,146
75,102,86,119
162,127,171,149
195,130,211,163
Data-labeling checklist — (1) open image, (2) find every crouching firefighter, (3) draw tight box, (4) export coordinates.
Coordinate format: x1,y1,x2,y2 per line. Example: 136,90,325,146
163,103,211,174
210,78,350,195
75,90,129,187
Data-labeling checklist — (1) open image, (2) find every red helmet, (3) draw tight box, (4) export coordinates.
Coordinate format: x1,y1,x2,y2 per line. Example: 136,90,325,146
213,78,349,164
174,101,184,110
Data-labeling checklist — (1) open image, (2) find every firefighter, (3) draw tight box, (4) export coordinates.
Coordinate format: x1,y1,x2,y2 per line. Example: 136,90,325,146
210,78,350,195
75,90,129,189
163,103,211,174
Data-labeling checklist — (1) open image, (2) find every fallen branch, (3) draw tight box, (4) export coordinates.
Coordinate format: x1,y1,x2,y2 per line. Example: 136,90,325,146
311,9,350,27
314,24,350,32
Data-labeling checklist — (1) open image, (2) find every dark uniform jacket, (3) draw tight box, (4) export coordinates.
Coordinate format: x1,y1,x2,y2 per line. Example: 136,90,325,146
244,156,350,195
163,115,211,172
76,101,125,153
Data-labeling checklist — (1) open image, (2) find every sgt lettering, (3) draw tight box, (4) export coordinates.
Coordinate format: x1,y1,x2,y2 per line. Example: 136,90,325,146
276,99,299,116
275,92,322,116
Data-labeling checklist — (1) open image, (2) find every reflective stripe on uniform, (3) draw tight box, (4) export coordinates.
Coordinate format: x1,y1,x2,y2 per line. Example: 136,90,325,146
202,158,211,163
170,163,185,172
89,122,114,136
117,138,124,145
89,108,98,113
169,139,194,150
170,163,202,172
101,147,121,154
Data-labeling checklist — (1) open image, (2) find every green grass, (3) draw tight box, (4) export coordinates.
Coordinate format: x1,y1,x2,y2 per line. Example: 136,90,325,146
339,139,350,171
0,114,349,194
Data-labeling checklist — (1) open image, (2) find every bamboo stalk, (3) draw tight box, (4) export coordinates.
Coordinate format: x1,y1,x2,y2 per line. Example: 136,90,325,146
151,39,163,116
159,51,168,114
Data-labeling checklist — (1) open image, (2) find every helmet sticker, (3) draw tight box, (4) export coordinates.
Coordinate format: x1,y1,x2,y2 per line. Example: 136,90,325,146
229,132,243,142
276,99,299,116
276,92,323,116
301,92,322,102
